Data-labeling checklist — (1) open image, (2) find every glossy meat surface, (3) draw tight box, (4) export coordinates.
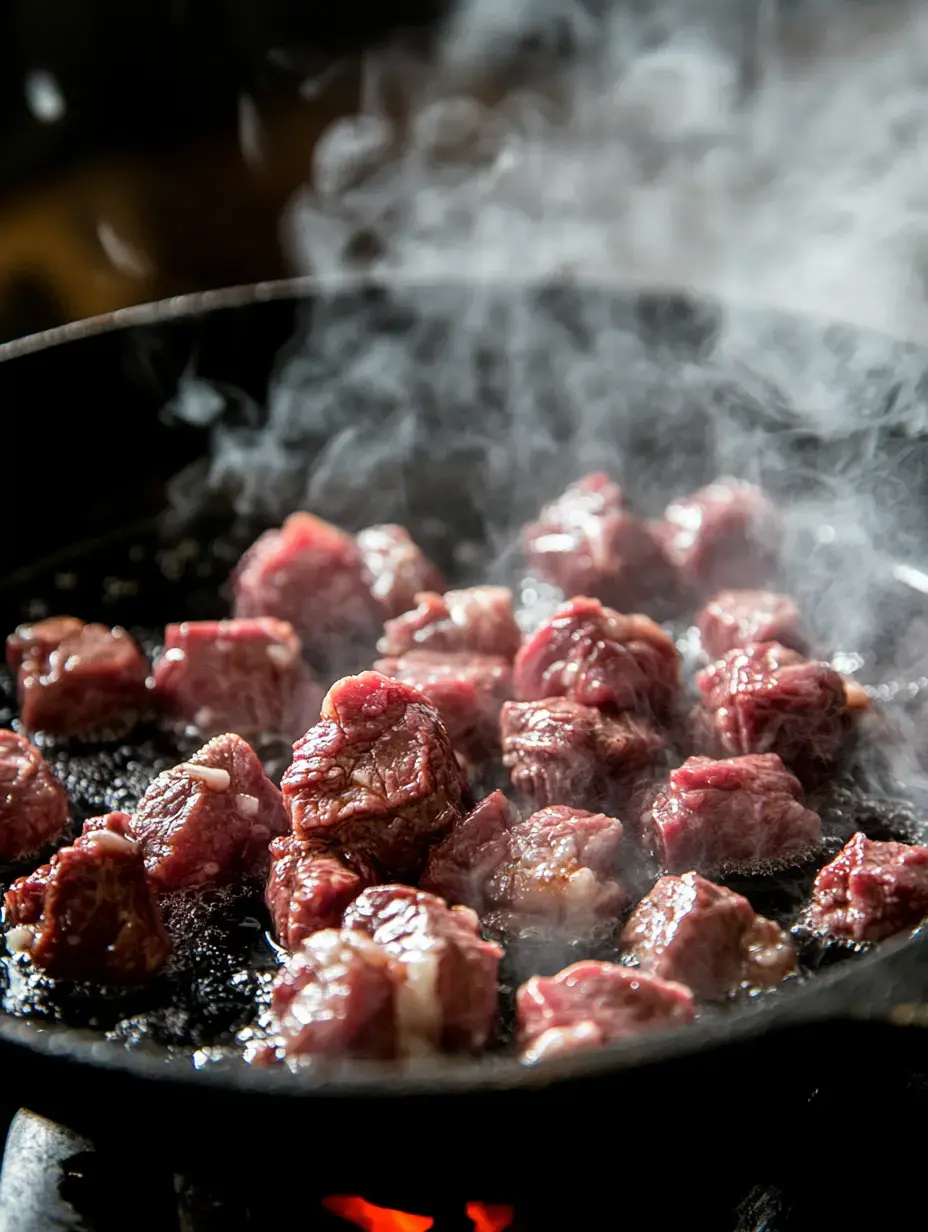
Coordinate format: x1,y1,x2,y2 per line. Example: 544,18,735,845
698,590,807,659
378,586,521,660
0,730,69,861
810,832,928,942
356,524,446,618
266,833,375,951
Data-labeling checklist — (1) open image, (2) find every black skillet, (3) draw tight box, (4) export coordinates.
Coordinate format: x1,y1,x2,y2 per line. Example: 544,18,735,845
1,277,928,1192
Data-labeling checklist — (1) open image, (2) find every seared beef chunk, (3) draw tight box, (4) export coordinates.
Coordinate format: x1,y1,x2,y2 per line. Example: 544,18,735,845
132,733,288,890
282,672,465,880
232,512,379,661
696,642,849,772
698,590,807,659
356,524,447,618
809,832,928,941
268,928,399,1060
513,597,679,719
517,960,695,1062
378,586,521,660
342,885,502,1052
501,696,665,810
0,730,69,861
420,790,515,911
522,472,676,612
646,753,822,875
5,815,171,982
621,872,796,998
659,478,781,595
13,618,150,736
266,833,376,951
374,650,512,762
153,617,323,740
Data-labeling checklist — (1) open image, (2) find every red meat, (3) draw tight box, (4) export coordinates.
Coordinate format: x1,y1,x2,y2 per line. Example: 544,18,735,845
356,524,447,618
266,833,376,951
132,733,288,890
698,590,808,659
6,617,84,673
378,586,521,660
0,730,69,861
809,832,928,942
420,790,515,911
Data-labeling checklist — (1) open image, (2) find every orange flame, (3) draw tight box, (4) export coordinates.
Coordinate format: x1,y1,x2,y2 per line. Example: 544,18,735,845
466,1202,516,1232
322,1195,434,1232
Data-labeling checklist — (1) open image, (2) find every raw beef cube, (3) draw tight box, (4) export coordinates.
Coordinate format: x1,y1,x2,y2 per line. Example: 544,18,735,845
15,619,150,736
4,815,171,982
268,929,399,1060
809,832,928,942
0,730,69,861
6,617,84,673
659,478,781,595
343,885,503,1052
231,512,379,663
266,833,376,951
420,790,515,911
374,650,512,762
621,872,797,998
132,733,288,890
695,642,849,771
282,672,466,880
501,697,665,810
153,617,322,740
356,524,447,618
513,596,679,719
378,586,522,660
645,753,822,874
517,960,695,1062
698,590,807,659
522,472,676,611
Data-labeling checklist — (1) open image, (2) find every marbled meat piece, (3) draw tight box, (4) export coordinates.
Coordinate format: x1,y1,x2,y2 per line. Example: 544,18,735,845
153,617,323,740
522,472,676,611
13,618,150,736
266,833,376,951
378,586,521,660
698,590,807,659
501,697,665,810
132,733,288,890
4,814,170,982
343,885,503,1052
356,524,447,618
0,730,69,861
517,960,695,1063
282,672,466,880
645,753,822,874
420,790,515,911
268,928,399,1060
809,832,928,942
695,642,849,771
231,512,379,662
513,596,679,719
659,478,782,595
374,650,512,762
621,872,797,998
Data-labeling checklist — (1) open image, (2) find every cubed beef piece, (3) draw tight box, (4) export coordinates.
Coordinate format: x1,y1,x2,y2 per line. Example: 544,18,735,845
132,733,288,890
343,885,503,1052
659,478,781,595
513,597,679,720
281,672,465,880
695,642,849,771
356,524,447,618
522,472,677,612
231,512,379,663
378,586,521,660
0,730,69,861
269,928,399,1060
517,960,695,1062
153,617,322,740
645,753,822,875
14,619,150,736
621,872,796,998
374,650,512,762
698,590,807,659
266,833,377,951
501,697,665,811
809,832,928,942
4,816,170,982
420,790,515,911
6,617,84,673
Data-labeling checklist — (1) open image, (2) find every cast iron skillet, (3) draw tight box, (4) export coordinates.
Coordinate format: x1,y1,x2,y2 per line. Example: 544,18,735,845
1,276,928,1187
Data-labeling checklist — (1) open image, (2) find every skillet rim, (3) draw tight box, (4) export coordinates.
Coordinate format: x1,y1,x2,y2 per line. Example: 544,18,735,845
0,274,926,1099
